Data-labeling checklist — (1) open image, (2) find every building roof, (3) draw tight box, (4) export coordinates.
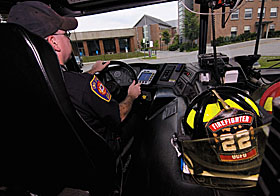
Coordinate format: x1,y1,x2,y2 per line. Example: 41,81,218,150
133,14,172,28
165,19,178,28
70,28,135,41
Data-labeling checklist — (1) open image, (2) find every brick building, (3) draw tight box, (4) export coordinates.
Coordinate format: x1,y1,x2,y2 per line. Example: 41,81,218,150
179,0,280,43
212,0,280,39
134,15,177,50
2,10,176,55
70,28,136,56
70,14,177,56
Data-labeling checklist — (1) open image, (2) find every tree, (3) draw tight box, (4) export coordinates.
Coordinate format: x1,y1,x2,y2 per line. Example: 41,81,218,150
162,30,170,46
154,40,159,50
184,10,199,47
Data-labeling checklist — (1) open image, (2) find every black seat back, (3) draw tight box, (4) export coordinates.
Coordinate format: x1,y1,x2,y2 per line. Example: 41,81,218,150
0,23,115,195
256,97,280,195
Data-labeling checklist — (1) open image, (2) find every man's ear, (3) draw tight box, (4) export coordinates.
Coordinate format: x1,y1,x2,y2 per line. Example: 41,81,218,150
46,35,61,52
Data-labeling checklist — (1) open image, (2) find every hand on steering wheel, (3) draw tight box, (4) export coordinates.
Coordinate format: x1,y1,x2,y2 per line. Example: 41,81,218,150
97,61,138,102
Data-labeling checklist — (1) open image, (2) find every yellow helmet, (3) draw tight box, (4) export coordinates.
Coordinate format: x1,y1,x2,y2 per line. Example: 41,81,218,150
180,87,266,189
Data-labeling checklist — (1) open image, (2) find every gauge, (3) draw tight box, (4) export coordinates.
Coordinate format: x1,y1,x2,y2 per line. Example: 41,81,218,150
113,71,122,78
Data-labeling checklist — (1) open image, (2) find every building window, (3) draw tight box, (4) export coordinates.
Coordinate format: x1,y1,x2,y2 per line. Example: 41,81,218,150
244,8,253,19
179,19,184,27
231,26,238,37
269,24,275,32
119,38,130,53
72,41,85,56
179,11,184,17
179,6,184,13
87,40,100,56
231,9,239,20
143,25,150,41
103,39,116,54
244,26,251,33
270,8,277,18
258,8,265,18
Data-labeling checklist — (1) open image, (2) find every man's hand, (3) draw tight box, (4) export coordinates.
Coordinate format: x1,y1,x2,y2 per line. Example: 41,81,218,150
87,61,110,74
127,80,141,100
119,80,141,121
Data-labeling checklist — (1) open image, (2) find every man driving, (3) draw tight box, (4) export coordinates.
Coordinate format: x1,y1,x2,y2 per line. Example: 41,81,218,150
8,1,141,153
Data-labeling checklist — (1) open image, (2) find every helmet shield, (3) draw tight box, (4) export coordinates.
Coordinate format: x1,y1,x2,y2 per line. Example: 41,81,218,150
181,123,268,189
180,87,267,189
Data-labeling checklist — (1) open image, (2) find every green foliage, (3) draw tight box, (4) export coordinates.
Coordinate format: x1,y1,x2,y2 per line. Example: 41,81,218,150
184,10,199,45
173,34,179,44
168,44,179,51
162,30,170,45
179,42,198,52
154,40,159,49
212,30,279,47
167,33,198,52
267,30,280,38
214,32,257,46
168,35,179,51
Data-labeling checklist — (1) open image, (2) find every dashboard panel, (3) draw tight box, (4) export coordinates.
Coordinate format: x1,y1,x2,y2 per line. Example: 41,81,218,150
129,61,250,104
131,63,186,88
137,69,157,85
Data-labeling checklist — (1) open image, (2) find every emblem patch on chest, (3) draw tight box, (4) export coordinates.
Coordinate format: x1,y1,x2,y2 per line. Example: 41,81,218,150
90,75,111,102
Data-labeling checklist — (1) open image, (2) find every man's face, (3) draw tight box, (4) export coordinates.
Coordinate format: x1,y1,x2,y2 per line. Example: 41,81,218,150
47,29,73,65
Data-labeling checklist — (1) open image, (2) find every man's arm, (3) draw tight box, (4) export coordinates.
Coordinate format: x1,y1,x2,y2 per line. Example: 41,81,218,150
119,95,134,122
119,80,141,121
86,61,110,74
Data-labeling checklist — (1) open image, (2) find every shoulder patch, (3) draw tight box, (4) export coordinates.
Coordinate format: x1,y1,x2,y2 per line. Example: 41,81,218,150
90,75,112,102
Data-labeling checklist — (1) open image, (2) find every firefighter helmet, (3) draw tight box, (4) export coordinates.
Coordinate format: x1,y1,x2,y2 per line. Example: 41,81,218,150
180,86,266,189
259,81,280,114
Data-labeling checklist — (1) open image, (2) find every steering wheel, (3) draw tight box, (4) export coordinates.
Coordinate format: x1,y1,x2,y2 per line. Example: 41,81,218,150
97,61,138,102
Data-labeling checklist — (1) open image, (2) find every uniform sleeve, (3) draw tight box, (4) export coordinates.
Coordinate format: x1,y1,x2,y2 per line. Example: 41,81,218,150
82,74,121,128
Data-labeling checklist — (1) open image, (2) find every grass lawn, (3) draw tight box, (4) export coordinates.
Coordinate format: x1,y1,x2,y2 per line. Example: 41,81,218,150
142,56,157,59
82,51,145,62
258,56,280,68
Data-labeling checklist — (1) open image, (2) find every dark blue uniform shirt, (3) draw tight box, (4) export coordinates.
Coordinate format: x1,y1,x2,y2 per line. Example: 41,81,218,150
63,71,121,141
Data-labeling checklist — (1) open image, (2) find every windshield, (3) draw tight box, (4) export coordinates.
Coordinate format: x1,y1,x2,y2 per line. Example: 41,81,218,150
67,0,279,66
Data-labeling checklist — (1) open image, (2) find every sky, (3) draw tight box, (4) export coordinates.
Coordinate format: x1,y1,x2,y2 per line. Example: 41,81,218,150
75,1,178,32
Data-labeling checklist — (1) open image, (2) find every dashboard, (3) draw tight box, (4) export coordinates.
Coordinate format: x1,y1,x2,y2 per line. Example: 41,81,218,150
128,61,248,104
103,61,249,111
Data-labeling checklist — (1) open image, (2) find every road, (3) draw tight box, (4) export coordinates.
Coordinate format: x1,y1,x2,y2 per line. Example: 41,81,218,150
82,38,280,71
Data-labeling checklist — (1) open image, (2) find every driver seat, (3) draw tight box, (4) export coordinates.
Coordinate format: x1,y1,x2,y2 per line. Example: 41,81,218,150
0,23,116,195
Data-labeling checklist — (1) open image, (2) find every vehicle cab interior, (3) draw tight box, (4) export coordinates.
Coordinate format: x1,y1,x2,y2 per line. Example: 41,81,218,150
0,0,280,196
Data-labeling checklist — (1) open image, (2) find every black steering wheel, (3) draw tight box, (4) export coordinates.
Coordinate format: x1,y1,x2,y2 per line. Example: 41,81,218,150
97,61,138,102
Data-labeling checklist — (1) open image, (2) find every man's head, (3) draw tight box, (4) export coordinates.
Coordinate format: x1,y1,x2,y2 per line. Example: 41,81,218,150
8,1,77,38
8,1,78,65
